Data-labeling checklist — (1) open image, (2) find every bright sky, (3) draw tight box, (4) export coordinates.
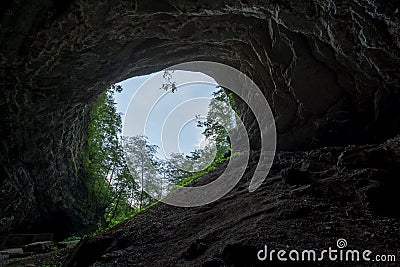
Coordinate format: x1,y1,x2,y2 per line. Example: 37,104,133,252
114,71,220,159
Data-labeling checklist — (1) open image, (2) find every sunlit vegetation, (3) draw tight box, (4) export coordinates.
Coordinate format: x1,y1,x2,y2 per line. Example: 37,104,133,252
78,84,235,236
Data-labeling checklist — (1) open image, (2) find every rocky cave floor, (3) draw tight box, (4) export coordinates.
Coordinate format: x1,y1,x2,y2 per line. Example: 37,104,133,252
3,135,400,267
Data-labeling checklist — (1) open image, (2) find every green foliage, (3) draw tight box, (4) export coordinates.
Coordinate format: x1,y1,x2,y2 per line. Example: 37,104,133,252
84,85,164,233
84,86,140,229
196,88,236,160
176,164,216,187
81,83,236,235
106,201,158,229
164,89,236,189
123,135,159,209
62,235,81,242
173,151,234,188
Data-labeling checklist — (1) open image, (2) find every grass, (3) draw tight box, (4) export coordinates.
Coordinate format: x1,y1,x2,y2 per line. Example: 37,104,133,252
176,165,216,186
62,235,81,242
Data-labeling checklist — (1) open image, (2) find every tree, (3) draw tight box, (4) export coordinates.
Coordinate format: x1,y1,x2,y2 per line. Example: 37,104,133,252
83,83,237,230
123,135,159,209
160,70,177,92
197,88,236,160
152,88,237,190
86,87,122,204
85,85,140,228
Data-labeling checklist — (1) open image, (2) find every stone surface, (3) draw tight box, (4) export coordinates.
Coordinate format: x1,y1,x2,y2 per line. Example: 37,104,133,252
0,233,53,249
0,248,33,263
0,248,23,255
1,136,400,266
23,241,53,253
0,0,399,237
56,240,80,249
51,135,400,266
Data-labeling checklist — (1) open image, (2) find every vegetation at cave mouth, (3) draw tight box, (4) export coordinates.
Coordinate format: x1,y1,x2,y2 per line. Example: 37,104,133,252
78,84,235,236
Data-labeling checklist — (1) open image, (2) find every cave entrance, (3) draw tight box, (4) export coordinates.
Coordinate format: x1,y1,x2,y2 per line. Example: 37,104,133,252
86,70,236,229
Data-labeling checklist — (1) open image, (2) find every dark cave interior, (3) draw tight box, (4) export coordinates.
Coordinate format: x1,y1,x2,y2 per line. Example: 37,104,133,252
0,0,399,266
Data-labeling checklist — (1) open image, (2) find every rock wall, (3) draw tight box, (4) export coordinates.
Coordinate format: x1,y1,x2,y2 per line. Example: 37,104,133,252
0,0,399,237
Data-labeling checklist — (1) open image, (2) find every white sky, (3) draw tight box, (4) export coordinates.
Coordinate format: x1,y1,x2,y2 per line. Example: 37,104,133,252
114,71,219,159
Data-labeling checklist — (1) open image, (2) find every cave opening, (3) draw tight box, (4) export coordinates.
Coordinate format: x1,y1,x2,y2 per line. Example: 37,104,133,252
1,1,399,264
83,70,237,232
